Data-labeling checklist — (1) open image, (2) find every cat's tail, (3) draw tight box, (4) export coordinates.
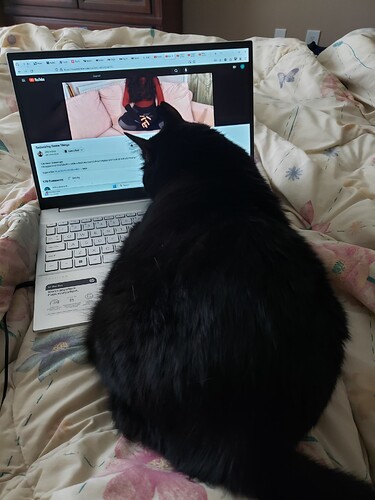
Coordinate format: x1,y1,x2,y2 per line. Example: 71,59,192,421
244,448,375,500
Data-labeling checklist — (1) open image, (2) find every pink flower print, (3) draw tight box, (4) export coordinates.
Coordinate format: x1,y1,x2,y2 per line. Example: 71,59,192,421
0,237,30,315
103,437,207,500
5,95,18,113
321,74,357,105
0,185,37,216
6,286,31,322
300,200,331,233
6,34,17,46
313,242,375,312
297,436,334,469
348,220,365,236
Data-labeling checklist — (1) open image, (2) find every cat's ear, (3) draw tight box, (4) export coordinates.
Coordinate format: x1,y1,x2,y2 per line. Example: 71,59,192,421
159,101,184,126
124,132,149,153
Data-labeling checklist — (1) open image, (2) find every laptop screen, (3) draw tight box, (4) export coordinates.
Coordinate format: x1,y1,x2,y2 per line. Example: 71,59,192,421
8,41,253,210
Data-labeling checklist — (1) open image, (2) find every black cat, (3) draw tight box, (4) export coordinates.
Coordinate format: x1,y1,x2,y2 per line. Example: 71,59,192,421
86,102,375,499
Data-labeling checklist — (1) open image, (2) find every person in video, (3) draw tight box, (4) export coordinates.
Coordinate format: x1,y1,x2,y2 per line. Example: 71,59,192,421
118,75,165,131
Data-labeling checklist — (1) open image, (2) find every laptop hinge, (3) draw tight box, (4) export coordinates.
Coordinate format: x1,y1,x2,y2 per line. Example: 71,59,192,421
59,200,148,213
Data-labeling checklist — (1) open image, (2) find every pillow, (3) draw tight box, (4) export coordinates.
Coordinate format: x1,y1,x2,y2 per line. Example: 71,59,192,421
66,90,112,139
160,81,194,122
191,101,215,126
99,83,125,134
99,128,124,138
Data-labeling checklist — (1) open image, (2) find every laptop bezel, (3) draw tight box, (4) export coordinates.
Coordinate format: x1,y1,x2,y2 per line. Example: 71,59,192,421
7,40,254,211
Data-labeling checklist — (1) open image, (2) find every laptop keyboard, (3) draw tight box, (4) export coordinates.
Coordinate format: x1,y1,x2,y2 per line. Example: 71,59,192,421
43,211,144,272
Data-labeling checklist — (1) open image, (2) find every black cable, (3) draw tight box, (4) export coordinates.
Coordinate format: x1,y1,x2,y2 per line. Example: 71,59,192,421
15,281,35,292
1,312,9,409
1,280,35,410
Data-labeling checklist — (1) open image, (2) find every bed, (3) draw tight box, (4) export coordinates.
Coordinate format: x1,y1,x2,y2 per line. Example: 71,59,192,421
0,23,374,499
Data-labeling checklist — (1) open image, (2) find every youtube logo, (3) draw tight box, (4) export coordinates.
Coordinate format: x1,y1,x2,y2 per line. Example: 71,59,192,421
28,77,45,83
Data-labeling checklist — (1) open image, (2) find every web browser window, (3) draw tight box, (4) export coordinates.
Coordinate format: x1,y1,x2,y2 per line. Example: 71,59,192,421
9,43,253,206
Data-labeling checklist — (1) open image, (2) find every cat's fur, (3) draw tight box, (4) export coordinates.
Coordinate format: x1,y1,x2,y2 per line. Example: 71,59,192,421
86,102,375,499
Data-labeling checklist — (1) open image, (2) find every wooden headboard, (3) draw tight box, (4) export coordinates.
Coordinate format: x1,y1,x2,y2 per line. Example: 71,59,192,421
3,0,182,33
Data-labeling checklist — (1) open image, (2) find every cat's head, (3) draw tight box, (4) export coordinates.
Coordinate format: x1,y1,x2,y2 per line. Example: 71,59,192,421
125,102,227,198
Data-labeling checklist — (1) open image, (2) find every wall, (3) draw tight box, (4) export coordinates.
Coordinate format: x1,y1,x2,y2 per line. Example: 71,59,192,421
183,0,375,46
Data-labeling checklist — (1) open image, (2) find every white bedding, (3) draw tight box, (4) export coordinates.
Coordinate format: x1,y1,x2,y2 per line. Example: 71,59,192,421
0,24,374,499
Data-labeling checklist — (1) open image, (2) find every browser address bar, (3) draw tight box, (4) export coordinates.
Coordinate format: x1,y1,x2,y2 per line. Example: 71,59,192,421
13,48,249,76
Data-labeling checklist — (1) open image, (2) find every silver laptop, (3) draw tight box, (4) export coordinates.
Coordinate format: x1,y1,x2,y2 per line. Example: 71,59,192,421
7,41,253,332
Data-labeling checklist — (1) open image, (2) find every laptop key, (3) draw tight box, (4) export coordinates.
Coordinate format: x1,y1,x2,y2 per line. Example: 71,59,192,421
46,234,62,244
75,257,87,267
60,259,73,270
80,238,93,248
67,240,79,250
89,255,102,265
121,218,133,225
93,236,106,246
46,242,66,253
46,250,73,262
77,230,89,239
45,261,59,272
63,233,76,241
74,248,87,257
46,227,56,236
107,235,119,244
103,254,117,264
88,247,101,256
102,244,114,254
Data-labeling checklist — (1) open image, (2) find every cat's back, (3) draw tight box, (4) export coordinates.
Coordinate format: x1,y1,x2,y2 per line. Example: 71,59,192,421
110,182,341,342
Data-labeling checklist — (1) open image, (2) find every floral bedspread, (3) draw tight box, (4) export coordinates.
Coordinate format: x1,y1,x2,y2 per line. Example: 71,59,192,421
0,24,375,499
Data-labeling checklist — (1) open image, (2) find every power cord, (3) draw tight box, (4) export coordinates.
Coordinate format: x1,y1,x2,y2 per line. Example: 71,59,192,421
1,280,35,410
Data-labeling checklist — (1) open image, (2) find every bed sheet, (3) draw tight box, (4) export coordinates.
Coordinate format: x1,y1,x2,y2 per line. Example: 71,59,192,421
0,24,374,499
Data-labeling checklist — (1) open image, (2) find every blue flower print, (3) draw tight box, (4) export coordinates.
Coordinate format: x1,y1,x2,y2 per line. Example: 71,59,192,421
332,40,372,69
17,329,87,381
324,147,339,158
285,166,302,181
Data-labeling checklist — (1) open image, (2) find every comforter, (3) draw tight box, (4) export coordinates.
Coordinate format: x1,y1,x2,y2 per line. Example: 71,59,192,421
0,23,374,499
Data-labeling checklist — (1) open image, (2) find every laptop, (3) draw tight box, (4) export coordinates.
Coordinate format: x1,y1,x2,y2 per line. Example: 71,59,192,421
7,40,254,332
